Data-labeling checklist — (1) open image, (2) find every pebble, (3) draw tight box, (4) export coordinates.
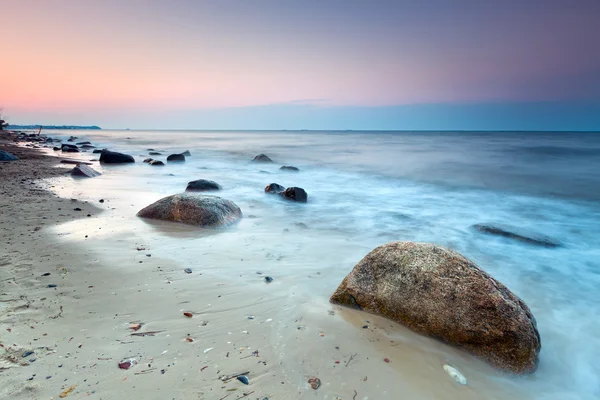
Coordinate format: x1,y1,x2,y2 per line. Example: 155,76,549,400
264,276,274,283
184,268,192,274
41,272,50,276
237,375,249,385
48,284,57,288
22,351,34,358
443,364,467,385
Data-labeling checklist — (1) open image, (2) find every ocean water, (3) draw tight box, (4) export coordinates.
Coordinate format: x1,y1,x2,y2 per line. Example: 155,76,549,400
45,129,600,399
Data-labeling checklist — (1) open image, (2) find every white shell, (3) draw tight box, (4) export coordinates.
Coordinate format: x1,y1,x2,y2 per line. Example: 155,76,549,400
443,364,467,385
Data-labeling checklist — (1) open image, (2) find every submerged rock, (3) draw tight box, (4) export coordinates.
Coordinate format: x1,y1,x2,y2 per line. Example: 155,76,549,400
149,160,164,166
76,141,91,145
252,154,273,163
80,144,95,149
330,241,541,374
137,193,242,227
100,149,135,164
264,183,285,194
280,166,299,172
143,158,153,163
0,150,19,161
473,224,561,248
281,187,307,203
149,151,162,156
71,164,101,178
167,153,185,162
61,144,79,153
186,179,222,192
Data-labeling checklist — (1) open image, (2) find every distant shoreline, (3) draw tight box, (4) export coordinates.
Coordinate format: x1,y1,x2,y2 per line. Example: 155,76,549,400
7,125,101,130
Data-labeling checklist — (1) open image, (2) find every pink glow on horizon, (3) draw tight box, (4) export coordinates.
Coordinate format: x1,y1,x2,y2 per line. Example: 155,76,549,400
1,1,599,114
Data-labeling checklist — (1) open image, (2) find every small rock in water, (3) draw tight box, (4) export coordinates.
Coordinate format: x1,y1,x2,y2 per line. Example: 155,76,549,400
48,284,57,288
237,375,249,385
264,276,274,283
443,364,467,385
184,268,192,274
22,351,34,358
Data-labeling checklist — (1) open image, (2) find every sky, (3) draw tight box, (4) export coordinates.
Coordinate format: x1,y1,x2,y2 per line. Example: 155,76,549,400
1,0,600,130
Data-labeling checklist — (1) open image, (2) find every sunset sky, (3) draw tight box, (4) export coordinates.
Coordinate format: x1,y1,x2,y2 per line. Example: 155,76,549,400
1,0,600,130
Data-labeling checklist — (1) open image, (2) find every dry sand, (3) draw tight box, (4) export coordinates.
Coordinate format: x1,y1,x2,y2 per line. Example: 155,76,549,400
0,133,529,400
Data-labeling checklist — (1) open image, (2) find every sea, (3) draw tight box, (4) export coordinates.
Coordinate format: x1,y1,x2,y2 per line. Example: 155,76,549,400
42,129,600,399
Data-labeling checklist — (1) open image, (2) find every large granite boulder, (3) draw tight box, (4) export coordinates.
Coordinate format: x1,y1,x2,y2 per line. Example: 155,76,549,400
281,187,307,203
71,164,101,178
137,193,242,227
186,179,222,192
252,154,273,163
330,242,541,374
0,150,19,161
99,149,135,164
473,224,561,248
167,153,185,162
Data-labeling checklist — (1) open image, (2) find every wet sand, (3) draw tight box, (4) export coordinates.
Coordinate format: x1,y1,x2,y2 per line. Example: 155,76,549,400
0,133,530,400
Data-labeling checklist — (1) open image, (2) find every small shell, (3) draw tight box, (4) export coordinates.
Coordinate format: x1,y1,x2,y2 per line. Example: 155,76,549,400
308,377,321,390
203,347,213,353
443,364,467,385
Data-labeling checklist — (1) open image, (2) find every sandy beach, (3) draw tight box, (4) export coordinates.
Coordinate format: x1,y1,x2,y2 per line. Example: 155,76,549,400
0,131,567,400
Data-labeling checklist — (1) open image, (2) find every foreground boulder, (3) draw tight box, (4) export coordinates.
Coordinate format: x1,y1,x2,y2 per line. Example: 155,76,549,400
137,193,242,227
281,187,307,203
100,149,135,164
473,224,561,248
186,179,222,192
167,153,185,162
280,166,299,172
71,164,101,178
252,154,273,163
265,183,285,193
0,150,19,161
330,242,540,374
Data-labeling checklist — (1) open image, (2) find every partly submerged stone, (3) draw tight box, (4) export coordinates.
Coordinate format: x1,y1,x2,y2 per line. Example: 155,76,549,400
99,149,135,164
280,165,299,172
281,187,307,203
71,164,101,178
252,154,273,163
186,179,222,192
181,150,191,157
149,160,164,166
330,241,541,374
137,193,242,227
264,183,285,194
472,224,561,248
0,149,19,161
167,153,185,162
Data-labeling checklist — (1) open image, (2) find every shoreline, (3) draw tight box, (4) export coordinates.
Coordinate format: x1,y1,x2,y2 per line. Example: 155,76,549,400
1,133,533,399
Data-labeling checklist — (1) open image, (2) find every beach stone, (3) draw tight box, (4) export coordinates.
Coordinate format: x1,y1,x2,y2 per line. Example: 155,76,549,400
167,153,185,162
330,241,541,374
80,144,95,149
93,149,103,154
137,193,242,227
99,149,135,164
53,146,61,151
149,152,162,155
186,179,222,192
264,183,285,194
0,149,19,161
143,158,153,163
473,224,561,248
61,144,79,153
281,187,308,203
252,154,273,163
71,164,101,178
181,150,191,156
149,160,164,166
280,166,299,172
76,141,91,145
